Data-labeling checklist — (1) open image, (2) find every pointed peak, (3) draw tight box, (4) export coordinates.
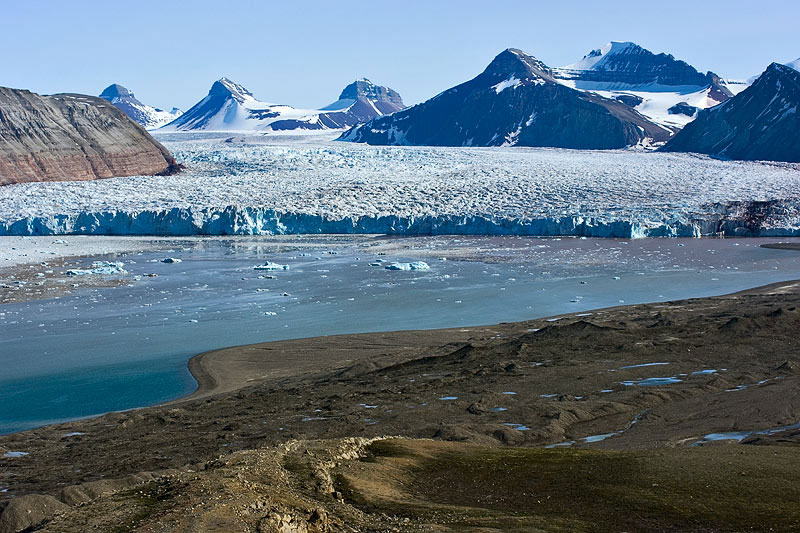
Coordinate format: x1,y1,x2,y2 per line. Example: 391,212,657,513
338,79,402,104
747,63,800,93
764,62,798,77
606,41,641,52
565,41,649,70
210,77,254,102
100,83,133,100
484,48,554,81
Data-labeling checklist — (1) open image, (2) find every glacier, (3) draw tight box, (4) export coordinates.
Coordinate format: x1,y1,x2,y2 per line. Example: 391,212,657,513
1,134,799,238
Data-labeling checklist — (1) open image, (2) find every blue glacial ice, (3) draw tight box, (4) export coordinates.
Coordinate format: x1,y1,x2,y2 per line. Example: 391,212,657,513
2,138,800,237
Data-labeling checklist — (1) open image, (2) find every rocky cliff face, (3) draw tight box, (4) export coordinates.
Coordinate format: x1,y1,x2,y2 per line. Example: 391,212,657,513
339,48,670,149
0,86,179,186
661,63,800,162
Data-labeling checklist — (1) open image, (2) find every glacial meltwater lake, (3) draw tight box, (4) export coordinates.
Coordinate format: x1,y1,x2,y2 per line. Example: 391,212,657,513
2,235,800,434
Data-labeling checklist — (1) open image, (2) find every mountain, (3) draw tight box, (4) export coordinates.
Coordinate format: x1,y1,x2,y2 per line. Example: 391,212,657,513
99,84,182,130
159,77,404,132
787,57,800,72
661,63,800,162
339,48,670,149
0,86,179,186
553,42,734,128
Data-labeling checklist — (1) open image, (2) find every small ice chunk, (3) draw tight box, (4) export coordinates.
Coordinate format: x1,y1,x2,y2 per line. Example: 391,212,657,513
253,261,289,271
161,257,182,264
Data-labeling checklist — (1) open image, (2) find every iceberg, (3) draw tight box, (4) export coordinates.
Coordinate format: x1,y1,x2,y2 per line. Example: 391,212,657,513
65,261,127,276
385,261,430,271
253,261,290,271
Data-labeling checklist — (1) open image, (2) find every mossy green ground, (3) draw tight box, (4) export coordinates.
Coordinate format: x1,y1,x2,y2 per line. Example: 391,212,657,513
340,439,800,532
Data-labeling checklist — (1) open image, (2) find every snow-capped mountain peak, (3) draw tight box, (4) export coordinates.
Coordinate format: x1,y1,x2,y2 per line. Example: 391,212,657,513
159,77,404,132
99,83,135,101
210,77,256,103
337,78,403,104
563,41,642,70
483,48,555,82
339,47,669,148
98,83,182,130
553,42,735,129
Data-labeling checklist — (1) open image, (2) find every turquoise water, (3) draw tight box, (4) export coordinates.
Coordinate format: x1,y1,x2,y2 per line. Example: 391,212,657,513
2,236,800,434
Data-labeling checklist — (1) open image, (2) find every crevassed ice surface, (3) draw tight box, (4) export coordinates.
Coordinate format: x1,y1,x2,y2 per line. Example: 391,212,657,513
1,134,800,237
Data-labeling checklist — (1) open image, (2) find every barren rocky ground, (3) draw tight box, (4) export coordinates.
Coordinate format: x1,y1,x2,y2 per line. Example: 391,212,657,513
1,280,799,531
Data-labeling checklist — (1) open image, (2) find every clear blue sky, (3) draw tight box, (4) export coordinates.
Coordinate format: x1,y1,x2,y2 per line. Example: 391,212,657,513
3,0,798,111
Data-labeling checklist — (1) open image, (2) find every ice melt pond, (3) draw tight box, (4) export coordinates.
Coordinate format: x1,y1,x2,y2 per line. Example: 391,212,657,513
2,236,800,434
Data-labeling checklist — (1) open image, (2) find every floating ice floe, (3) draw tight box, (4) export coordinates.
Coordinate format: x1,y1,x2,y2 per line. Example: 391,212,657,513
384,261,430,271
161,257,182,263
65,261,127,276
253,261,290,271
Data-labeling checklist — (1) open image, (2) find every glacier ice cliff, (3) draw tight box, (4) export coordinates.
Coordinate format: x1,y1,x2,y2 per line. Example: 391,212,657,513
2,138,799,238
2,201,799,238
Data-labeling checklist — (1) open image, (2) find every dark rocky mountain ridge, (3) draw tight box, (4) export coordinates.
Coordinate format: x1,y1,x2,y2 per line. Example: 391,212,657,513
556,41,732,99
661,63,800,162
339,48,670,149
